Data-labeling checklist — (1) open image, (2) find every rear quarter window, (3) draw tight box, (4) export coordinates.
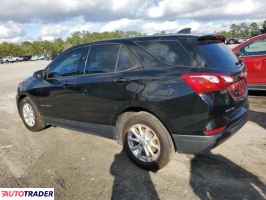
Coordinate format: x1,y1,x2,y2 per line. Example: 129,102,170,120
136,40,198,67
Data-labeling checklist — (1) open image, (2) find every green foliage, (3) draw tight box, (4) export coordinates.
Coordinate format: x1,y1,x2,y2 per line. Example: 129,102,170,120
261,20,266,34
66,30,143,45
250,22,260,36
0,30,144,58
218,21,265,39
0,22,265,58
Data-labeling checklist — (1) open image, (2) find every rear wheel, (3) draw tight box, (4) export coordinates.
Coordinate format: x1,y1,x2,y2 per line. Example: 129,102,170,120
19,97,46,132
122,111,174,171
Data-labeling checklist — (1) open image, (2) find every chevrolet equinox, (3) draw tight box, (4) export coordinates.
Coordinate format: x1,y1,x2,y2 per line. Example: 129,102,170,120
17,34,249,170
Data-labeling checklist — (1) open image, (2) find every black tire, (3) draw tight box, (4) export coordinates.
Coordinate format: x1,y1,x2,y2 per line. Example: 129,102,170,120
121,111,174,171
19,97,46,132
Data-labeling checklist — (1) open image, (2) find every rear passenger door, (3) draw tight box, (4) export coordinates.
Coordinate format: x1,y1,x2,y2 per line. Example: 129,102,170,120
76,44,142,126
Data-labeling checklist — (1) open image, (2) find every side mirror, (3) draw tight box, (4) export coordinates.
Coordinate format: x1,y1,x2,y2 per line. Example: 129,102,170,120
33,70,46,79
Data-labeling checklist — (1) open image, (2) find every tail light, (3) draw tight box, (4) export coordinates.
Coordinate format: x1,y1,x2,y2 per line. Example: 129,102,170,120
182,72,246,135
203,126,227,135
181,73,246,99
226,80,246,101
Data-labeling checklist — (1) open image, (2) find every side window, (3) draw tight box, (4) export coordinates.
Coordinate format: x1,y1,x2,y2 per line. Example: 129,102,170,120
136,41,197,67
48,48,83,78
85,44,120,74
240,39,266,56
117,46,140,71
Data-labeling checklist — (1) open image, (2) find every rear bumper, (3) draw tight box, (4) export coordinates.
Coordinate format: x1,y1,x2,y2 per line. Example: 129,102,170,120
172,111,248,154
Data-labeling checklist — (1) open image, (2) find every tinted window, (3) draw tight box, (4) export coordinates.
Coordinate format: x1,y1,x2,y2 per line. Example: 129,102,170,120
48,48,82,78
85,44,120,74
240,38,266,56
179,40,206,67
197,42,239,68
117,46,140,71
136,41,197,67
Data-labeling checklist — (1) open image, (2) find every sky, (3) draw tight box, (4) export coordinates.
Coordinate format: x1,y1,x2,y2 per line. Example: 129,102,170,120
0,0,265,43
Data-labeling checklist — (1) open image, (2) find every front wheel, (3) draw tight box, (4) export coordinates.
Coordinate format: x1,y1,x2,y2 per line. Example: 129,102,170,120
122,112,174,171
19,97,46,132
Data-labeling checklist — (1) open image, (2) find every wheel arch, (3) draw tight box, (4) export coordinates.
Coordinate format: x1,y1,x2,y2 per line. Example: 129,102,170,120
114,106,177,151
17,93,38,115
17,94,28,108
18,94,27,102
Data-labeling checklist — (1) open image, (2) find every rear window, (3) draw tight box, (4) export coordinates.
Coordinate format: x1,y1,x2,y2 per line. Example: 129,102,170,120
136,41,198,67
197,42,239,68
136,40,240,68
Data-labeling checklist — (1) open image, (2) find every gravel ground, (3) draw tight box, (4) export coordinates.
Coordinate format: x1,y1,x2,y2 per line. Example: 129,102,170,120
0,61,266,200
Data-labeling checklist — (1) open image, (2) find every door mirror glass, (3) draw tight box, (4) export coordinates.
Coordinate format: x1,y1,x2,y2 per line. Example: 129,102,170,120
33,70,46,79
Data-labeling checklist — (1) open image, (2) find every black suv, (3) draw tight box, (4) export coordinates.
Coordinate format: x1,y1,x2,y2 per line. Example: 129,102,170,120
17,34,249,170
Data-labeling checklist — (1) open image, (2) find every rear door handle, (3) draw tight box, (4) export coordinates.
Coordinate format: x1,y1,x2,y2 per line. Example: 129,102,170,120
116,78,130,84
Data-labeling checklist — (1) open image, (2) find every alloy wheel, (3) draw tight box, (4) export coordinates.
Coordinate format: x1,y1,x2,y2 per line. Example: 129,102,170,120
22,103,36,127
127,124,160,162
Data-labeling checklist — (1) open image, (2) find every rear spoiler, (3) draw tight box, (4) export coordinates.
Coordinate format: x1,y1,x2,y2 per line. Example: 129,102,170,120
197,35,225,43
177,28,191,34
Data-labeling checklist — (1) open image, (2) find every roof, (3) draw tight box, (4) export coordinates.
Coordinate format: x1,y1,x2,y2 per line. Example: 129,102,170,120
71,34,200,49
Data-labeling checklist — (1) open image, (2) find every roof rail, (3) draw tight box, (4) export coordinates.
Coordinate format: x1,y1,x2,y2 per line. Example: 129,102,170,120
177,28,191,34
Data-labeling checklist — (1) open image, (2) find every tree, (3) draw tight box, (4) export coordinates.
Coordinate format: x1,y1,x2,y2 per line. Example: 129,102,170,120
53,38,64,53
21,41,33,56
0,30,145,57
261,20,266,34
249,22,260,36
239,23,249,38
66,31,83,45
229,24,240,37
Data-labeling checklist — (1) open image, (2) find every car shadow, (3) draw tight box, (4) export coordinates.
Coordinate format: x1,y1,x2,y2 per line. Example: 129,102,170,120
190,153,266,200
249,110,266,129
110,151,160,200
248,90,266,96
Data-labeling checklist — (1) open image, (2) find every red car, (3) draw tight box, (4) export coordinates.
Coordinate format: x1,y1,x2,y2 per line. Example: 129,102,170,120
232,34,266,90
